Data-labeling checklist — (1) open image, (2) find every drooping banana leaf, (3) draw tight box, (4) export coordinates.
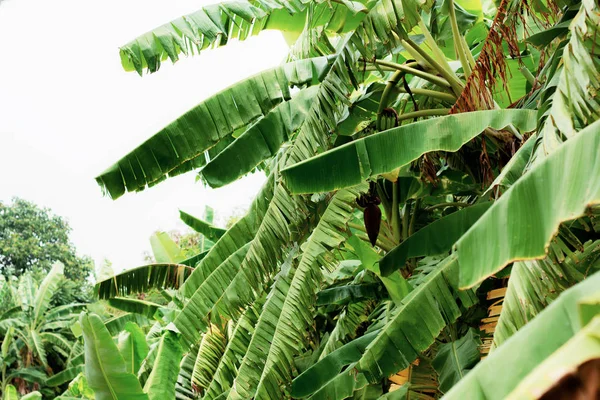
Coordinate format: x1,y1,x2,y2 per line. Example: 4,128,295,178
227,277,291,399
319,301,372,359
96,264,194,299
20,392,42,400
47,365,86,387
96,57,334,199
281,110,537,194
316,283,385,305
491,256,584,350
379,202,491,276
250,185,368,398
174,243,251,347
505,315,600,399
180,173,275,299
119,0,367,74
191,326,227,392
481,136,536,198
455,118,600,289
143,330,183,400
200,85,319,188
117,322,149,375
203,305,262,400
432,329,481,393
80,313,148,400
528,0,600,165
104,313,150,336
442,272,600,400
179,210,227,242
108,298,161,319
31,331,48,368
291,331,379,398
356,255,478,381
5,368,47,386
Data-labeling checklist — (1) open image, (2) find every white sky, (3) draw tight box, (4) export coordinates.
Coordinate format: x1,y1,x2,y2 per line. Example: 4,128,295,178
0,0,289,275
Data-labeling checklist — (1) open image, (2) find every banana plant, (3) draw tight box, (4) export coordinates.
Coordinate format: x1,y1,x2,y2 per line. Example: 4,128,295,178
87,0,600,397
0,263,86,393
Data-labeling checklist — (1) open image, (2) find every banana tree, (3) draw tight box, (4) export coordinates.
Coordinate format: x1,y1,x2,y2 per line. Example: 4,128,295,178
0,263,86,395
89,0,600,397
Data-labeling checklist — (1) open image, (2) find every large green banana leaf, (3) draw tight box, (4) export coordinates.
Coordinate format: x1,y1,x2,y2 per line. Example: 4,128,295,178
528,0,600,165
104,314,150,337
108,298,161,319
47,366,86,387
174,243,250,347
120,0,367,74
149,232,186,263
432,329,481,393
492,257,583,350
80,313,148,400
179,210,226,242
143,330,183,400
356,255,478,381
505,315,600,399
228,277,291,399
180,173,275,299
96,57,332,199
250,185,367,398
319,301,372,358
191,326,227,392
117,322,149,375
442,272,600,400
379,202,491,276
292,331,378,398
455,118,600,289
96,264,193,299
316,283,385,305
32,262,64,326
203,305,261,400
281,110,537,194
199,85,318,188
2,386,18,400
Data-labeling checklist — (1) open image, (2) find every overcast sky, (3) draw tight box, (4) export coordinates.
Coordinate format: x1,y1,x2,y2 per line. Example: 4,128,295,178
0,0,289,275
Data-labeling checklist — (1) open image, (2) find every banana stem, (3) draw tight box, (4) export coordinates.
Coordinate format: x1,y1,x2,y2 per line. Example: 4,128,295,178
397,108,450,123
408,198,421,237
447,0,472,76
425,202,470,211
397,87,457,102
377,70,404,131
371,59,452,89
391,181,401,242
401,37,465,96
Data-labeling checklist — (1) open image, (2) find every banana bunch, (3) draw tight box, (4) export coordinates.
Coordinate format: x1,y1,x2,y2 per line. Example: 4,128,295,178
379,107,399,131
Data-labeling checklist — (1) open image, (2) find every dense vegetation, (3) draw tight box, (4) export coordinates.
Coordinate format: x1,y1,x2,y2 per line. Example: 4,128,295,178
3,0,600,398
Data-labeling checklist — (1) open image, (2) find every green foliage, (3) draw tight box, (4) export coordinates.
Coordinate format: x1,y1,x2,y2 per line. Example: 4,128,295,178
0,263,87,396
83,0,600,398
0,198,94,283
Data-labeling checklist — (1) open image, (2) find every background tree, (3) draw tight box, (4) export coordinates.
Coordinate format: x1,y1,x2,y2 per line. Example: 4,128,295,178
0,198,94,282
